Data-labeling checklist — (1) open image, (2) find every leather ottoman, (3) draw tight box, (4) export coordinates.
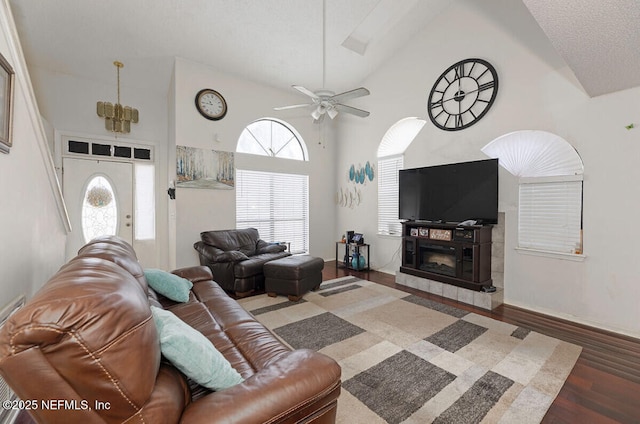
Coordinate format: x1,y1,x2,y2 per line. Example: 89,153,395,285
264,255,325,301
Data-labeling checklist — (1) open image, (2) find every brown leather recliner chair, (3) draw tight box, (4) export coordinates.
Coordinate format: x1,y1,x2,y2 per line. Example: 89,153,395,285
193,228,291,297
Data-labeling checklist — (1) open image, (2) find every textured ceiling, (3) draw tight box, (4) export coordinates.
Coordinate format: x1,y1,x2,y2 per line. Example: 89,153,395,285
521,0,640,97
7,0,640,98
7,0,450,95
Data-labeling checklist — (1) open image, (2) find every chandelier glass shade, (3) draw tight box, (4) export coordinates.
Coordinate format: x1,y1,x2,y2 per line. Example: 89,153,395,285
97,61,139,134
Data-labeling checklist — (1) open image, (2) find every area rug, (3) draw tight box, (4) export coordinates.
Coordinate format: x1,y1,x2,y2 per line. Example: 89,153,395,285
238,277,582,424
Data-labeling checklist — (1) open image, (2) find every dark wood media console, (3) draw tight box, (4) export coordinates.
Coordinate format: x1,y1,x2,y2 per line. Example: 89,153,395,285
400,221,492,291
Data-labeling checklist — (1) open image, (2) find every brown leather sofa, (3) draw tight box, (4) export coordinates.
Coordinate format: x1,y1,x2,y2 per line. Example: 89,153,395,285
194,228,291,297
0,236,341,424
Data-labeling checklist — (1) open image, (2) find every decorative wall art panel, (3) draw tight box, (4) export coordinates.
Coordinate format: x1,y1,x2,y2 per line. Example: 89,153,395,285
176,145,234,189
338,161,375,208
336,186,361,208
348,161,375,185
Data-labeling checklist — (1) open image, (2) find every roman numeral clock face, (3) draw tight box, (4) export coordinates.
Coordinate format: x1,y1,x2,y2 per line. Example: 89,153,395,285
427,58,498,131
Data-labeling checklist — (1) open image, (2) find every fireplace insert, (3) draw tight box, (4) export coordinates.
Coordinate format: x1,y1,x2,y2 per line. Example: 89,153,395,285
419,243,456,277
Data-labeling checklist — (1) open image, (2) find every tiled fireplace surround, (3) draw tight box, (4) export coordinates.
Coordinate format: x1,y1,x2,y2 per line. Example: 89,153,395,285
395,213,505,310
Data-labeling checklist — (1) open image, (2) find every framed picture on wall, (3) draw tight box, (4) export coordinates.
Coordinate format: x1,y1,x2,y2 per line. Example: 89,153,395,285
0,52,15,154
175,145,235,189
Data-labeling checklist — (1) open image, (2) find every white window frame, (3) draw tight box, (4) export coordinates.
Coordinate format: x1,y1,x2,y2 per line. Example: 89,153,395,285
236,169,309,254
377,154,404,236
517,175,584,260
482,130,585,260
376,117,425,237
236,118,308,161
134,163,155,240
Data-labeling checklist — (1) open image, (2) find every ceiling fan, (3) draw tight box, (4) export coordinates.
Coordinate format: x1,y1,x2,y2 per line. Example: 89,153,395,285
274,0,370,123
275,86,370,123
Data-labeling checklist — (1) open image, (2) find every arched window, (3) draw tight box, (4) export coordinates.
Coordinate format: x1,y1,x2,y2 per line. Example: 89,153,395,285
82,175,118,243
236,118,308,161
482,130,584,255
481,130,583,177
377,118,426,235
236,118,309,254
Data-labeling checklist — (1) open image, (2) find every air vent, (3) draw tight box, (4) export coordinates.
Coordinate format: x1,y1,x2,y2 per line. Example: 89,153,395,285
0,295,26,424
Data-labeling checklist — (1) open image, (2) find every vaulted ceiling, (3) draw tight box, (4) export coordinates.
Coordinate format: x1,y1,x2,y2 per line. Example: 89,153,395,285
8,0,640,98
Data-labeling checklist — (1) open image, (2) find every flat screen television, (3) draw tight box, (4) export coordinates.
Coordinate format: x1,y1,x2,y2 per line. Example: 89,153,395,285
399,158,498,224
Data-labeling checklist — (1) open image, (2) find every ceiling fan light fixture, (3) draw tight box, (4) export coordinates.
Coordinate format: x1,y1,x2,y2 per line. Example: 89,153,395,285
327,108,338,119
311,108,322,120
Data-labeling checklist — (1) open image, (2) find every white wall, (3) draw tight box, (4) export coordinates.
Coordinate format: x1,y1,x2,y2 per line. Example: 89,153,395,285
0,0,67,308
336,0,640,337
172,58,337,268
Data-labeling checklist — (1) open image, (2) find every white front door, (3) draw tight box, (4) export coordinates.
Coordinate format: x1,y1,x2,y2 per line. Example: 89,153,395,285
63,157,133,260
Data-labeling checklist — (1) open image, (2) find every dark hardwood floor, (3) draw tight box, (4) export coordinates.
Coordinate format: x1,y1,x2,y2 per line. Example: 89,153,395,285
323,261,640,424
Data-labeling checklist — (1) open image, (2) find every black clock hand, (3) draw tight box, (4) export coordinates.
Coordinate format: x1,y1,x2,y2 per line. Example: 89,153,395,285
440,82,494,104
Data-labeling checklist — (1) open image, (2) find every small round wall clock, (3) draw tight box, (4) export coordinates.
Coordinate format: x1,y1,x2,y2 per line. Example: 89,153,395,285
427,58,498,131
195,89,227,120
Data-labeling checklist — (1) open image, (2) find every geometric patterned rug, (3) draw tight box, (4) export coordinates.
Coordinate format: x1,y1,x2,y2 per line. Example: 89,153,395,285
238,277,582,424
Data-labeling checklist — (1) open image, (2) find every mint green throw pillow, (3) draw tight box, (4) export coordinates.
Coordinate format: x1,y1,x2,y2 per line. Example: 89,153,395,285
144,269,193,302
150,306,244,390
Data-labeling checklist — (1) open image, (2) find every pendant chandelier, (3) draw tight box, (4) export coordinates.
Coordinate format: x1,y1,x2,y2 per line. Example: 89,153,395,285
86,185,113,208
96,61,139,134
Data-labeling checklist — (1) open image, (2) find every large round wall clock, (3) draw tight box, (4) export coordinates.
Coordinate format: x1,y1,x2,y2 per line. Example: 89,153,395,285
427,58,498,131
195,89,227,121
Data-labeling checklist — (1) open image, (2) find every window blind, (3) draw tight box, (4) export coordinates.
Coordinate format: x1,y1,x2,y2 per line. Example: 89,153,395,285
518,178,582,253
236,169,309,254
377,155,403,236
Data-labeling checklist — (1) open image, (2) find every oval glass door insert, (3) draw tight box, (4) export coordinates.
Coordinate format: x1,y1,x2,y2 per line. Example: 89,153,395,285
82,175,118,243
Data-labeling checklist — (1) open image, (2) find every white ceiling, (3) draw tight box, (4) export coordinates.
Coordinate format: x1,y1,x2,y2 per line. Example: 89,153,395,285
7,0,640,98
7,0,451,96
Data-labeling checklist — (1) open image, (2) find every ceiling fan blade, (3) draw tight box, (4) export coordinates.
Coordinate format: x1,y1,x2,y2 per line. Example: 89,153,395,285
292,85,320,100
330,87,370,103
274,103,312,111
334,103,370,118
